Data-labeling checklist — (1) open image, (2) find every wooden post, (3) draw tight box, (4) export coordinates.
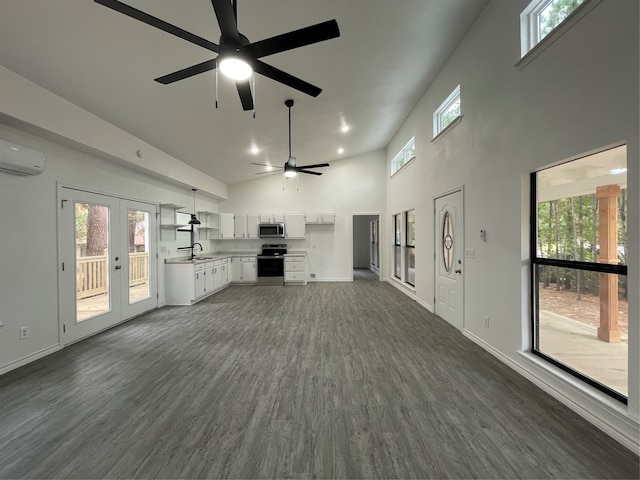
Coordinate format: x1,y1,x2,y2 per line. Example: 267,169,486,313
595,185,621,343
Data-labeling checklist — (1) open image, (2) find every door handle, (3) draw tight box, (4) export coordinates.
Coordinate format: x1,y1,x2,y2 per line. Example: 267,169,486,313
455,269,462,274
115,265,122,270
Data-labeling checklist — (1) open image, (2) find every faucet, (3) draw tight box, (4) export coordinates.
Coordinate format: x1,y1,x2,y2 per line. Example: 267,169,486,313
191,242,203,260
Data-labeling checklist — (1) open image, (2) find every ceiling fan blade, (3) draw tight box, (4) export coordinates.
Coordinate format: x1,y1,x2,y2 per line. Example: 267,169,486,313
244,19,340,59
253,60,322,97
297,163,330,169
154,59,217,84
94,0,219,53
296,169,323,176
211,0,240,43
251,162,283,169
236,81,254,111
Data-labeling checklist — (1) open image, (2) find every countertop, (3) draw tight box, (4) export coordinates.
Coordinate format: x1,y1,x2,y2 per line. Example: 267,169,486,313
165,250,306,264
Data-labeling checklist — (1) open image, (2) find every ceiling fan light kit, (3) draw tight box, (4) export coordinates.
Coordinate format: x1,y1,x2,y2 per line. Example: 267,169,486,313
94,0,340,111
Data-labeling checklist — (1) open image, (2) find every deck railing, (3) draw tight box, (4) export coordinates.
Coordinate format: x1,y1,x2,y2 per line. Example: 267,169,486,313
76,253,149,299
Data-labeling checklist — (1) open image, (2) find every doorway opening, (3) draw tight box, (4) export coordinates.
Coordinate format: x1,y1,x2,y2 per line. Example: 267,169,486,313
352,214,380,281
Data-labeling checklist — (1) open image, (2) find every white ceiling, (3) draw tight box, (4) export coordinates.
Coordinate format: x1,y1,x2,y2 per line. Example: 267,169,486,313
1,0,488,185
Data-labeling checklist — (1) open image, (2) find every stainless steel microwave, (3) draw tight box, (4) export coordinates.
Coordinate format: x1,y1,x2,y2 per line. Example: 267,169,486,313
258,223,285,238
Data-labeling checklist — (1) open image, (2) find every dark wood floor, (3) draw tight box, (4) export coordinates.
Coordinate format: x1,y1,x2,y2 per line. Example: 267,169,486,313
0,281,637,479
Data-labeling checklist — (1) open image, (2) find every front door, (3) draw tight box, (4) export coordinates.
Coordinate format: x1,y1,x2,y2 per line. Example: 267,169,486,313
59,187,157,344
434,188,464,330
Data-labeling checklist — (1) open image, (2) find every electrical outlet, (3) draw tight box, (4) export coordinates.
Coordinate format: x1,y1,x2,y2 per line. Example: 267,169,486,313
19,326,29,339
484,315,489,328
310,273,316,278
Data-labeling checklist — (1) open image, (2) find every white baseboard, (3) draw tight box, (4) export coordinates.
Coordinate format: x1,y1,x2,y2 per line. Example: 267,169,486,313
0,344,61,376
308,277,352,282
462,329,640,454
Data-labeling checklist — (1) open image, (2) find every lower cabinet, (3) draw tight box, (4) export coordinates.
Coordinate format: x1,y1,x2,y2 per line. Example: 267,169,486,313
165,258,230,305
284,255,306,285
231,256,257,283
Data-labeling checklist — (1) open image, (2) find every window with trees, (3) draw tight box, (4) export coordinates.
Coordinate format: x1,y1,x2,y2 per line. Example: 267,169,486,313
405,209,416,286
394,213,402,279
391,137,416,176
521,0,587,56
531,144,628,402
433,85,461,139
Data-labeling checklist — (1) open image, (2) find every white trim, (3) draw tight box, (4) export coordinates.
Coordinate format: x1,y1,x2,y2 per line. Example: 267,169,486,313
463,330,640,453
433,85,461,138
517,0,602,69
0,344,62,376
431,115,463,144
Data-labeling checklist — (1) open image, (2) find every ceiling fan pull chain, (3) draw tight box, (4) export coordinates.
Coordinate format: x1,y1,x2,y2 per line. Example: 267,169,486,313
215,59,219,109
252,75,256,119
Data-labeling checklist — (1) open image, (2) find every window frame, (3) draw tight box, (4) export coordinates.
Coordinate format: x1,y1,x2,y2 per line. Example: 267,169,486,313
393,213,402,279
433,85,461,139
519,0,601,63
530,166,628,404
391,137,416,177
404,209,415,287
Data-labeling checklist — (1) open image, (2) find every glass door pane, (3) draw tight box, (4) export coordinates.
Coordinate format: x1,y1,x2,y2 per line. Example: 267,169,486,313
75,201,111,321
127,208,150,304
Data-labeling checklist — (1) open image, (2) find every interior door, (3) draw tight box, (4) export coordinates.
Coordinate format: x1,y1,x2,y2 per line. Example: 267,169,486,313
434,189,464,330
59,187,157,344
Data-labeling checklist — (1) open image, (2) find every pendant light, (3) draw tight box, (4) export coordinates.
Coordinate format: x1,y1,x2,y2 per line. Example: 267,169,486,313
188,188,201,225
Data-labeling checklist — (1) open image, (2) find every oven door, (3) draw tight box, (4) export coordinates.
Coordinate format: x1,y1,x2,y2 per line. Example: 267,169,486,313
257,256,284,277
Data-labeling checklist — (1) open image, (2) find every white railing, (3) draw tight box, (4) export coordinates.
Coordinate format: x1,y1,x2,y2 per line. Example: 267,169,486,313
76,253,149,299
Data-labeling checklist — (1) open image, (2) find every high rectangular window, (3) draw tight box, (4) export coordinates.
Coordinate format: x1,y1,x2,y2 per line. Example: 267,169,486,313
391,137,415,176
531,144,628,402
433,85,461,138
521,0,586,56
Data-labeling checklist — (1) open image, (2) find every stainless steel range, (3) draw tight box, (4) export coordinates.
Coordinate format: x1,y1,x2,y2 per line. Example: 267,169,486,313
257,244,287,285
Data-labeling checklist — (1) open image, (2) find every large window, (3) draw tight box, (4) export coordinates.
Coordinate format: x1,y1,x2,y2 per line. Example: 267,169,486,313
433,85,461,138
405,209,415,286
521,0,587,56
391,137,415,176
394,213,402,279
531,145,628,402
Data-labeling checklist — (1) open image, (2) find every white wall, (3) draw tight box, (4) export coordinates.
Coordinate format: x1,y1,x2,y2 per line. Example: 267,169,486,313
219,150,387,281
385,0,639,450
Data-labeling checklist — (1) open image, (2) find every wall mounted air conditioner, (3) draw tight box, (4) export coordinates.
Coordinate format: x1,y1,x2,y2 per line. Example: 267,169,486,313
0,139,45,175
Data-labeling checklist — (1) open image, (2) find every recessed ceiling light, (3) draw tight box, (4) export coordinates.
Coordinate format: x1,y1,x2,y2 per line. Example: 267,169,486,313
250,146,259,155
609,168,627,175
341,125,350,133
265,165,273,172
337,148,344,154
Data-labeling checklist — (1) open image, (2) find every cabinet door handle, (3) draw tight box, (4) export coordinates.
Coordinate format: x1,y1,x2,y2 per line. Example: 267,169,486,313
115,265,122,270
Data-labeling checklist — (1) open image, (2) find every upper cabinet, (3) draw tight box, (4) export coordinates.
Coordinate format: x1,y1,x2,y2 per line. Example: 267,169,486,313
305,213,335,224
234,213,248,239
246,214,260,239
218,213,235,239
285,214,306,239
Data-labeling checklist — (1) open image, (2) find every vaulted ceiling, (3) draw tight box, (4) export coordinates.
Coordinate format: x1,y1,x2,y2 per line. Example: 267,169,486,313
1,0,488,185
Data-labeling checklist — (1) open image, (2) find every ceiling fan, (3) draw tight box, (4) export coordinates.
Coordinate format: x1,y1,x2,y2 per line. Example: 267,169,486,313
252,99,330,177
94,0,340,111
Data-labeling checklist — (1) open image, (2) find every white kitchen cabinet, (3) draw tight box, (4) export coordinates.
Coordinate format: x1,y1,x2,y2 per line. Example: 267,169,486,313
166,263,206,305
272,213,285,223
304,213,335,224
204,261,214,293
284,255,306,284
242,259,257,283
218,213,235,239
231,256,257,283
246,214,260,239
234,213,247,239
285,214,306,239
259,213,272,223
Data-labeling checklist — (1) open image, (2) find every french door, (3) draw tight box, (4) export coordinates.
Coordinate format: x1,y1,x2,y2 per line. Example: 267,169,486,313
58,187,157,344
